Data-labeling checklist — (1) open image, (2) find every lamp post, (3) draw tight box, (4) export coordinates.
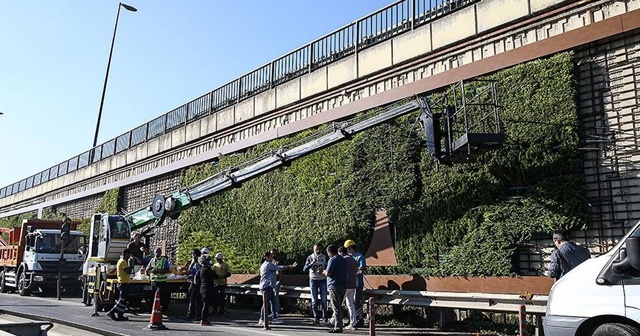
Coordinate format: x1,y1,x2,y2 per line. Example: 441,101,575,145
92,2,137,148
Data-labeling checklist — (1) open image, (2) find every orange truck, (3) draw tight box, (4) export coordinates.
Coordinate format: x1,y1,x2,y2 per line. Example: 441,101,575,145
0,219,85,296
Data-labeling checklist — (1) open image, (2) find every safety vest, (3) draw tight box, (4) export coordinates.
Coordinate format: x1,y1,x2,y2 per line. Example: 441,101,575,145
150,256,168,282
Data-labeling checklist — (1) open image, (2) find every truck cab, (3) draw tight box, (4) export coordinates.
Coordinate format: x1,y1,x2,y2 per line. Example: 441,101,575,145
544,222,640,336
21,228,85,294
82,214,132,288
0,219,86,296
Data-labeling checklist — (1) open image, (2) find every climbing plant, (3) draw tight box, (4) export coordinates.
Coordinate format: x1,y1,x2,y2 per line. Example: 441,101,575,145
96,188,120,214
175,52,583,276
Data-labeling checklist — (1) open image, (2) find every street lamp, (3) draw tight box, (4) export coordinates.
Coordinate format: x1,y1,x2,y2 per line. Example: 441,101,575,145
92,2,137,148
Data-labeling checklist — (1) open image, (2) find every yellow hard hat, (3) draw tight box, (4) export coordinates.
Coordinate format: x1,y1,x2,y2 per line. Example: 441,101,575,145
344,239,356,248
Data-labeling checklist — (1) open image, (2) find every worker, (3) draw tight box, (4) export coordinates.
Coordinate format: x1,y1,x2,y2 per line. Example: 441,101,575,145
303,243,328,324
146,247,171,311
548,231,590,280
199,254,216,326
323,244,347,334
339,246,358,330
345,239,367,327
127,233,149,265
107,249,134,321
270,248,283,321
258,251,297,325
183,248,202,321
213,252,231,315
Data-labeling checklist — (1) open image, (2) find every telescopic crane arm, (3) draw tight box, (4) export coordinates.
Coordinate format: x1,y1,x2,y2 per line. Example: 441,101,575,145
126,97,431,233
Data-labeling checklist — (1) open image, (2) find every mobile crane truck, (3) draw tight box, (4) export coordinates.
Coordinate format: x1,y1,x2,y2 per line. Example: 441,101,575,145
0,219,85,296
82,80,505,312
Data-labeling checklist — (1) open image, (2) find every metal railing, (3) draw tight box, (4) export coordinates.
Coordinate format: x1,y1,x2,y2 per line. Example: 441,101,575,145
225,283,548,314
0,0,478,200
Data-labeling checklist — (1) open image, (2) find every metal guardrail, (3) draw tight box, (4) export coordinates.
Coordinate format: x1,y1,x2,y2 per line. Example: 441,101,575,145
226,284,548,314
0,0,479,201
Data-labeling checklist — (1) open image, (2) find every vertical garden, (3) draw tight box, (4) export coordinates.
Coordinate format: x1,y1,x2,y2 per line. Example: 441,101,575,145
0,53,584,278
176,52,585,276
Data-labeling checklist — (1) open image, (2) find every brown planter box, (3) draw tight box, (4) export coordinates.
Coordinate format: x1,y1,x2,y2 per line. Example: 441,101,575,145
229,274,553,295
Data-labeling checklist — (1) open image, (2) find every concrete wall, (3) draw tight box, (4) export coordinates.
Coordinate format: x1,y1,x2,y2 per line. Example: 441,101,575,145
1,0,637,213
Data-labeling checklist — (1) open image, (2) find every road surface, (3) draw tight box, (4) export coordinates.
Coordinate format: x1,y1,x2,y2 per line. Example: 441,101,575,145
0,293,474,335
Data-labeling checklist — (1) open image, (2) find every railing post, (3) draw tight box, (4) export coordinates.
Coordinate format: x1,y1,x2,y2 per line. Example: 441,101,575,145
354,21,360,78
269,61,275,89
410,0,415,30
308,44,313,73
368,297,375,336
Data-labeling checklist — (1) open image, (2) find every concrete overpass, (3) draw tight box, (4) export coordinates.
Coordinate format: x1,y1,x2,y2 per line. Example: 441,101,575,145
1,0,639,266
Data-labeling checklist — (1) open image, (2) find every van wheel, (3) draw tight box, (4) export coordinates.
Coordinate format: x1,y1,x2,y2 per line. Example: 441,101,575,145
591,323,640,336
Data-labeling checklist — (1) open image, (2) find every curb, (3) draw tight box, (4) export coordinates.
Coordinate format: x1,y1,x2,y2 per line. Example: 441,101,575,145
0,308,127,336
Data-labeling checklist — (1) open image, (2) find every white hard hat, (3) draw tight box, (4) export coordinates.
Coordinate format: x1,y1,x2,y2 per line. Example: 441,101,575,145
201,248,210,255
215,253,224,259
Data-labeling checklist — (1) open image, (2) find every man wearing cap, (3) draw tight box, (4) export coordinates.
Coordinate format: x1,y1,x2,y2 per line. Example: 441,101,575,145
146,247,171,311
345,239,366,327
213,252,232,315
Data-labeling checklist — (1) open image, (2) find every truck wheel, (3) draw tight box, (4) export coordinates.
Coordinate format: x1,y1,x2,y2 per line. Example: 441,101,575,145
17,272,31,296
0,271,7,293
592,323,640,336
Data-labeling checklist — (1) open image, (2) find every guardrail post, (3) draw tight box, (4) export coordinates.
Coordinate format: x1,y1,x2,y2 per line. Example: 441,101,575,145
534,314,542,336
368,297,375,336
439,308,446,329
518,304,527,336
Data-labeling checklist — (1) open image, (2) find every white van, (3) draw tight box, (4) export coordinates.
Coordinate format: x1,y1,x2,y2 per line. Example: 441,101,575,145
544,226,640,336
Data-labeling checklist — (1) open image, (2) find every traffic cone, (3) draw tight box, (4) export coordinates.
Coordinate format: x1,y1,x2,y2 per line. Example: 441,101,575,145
147,289,168,330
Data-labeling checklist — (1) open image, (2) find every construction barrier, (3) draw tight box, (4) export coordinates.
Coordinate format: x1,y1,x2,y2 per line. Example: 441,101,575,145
147,289,167,331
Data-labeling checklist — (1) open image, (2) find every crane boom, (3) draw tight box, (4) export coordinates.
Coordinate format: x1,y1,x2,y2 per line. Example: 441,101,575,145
127,97,430,231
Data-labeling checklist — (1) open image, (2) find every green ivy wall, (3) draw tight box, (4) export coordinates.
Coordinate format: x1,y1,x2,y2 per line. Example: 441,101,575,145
176,52,585,276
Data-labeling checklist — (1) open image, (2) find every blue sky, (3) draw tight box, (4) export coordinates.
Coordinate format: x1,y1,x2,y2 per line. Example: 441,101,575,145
0,0,394,188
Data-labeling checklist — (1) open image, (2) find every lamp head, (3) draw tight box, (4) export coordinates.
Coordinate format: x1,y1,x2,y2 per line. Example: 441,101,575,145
120,3,137,12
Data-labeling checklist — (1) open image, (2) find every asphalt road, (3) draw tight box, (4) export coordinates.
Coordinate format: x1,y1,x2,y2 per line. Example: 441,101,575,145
0,293,474,336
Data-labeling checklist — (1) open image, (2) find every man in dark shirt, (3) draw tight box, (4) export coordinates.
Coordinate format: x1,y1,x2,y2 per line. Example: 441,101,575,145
323,244,347,333
548,231,591,280
339,246,358,330
127,233,149,265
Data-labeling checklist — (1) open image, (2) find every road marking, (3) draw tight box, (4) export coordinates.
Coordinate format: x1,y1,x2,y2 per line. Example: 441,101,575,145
215,325,289,335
